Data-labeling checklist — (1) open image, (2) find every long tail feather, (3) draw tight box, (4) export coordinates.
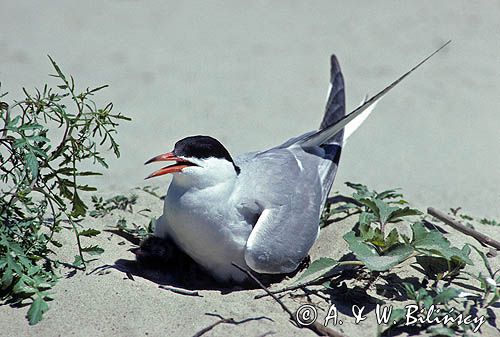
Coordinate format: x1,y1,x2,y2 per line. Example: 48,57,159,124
299,40,451,149
343,97,377,143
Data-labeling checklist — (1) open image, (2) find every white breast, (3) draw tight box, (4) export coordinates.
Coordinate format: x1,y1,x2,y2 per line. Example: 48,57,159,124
155,177,252,282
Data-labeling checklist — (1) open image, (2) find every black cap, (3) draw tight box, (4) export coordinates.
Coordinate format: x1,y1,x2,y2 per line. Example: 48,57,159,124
173,135,240,174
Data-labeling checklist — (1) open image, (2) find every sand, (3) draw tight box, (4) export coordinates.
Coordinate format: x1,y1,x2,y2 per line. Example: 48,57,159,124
1,1,499,336
1,188,499,337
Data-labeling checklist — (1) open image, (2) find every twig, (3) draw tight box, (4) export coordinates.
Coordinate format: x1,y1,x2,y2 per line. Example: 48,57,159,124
192,313,272,337
159,285,203,297
232,263,295,318
232,262,349,337
428,207,500,250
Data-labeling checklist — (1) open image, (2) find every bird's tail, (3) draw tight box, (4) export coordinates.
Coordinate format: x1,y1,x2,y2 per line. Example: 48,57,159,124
319,55,346,145
315,55,347,210
313,41,451,210
299,40,451,150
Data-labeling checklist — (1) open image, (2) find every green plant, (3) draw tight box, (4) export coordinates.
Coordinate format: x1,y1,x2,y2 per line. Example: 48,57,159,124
314,183,472,274
0,57,130,324
89,194,139,218
89,188,157,241
290,183,498,336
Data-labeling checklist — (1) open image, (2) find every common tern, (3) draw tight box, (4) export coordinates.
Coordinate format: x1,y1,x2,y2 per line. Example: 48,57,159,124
144,42,450,283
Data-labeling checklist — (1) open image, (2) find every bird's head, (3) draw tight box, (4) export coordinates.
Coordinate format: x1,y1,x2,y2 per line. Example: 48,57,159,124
145,135,240,187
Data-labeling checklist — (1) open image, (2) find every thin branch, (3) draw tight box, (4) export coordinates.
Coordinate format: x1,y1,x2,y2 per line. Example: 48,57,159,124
428,207,500,250
192,312,272,337
232,263,349,337
159,285,203,297
232,262,294,318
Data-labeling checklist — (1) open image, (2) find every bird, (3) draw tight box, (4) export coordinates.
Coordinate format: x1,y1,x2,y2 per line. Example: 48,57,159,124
142,42,450,283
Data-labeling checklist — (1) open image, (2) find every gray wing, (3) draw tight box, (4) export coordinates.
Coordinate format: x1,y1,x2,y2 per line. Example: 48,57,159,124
236,43,451,274
235,55,346,274
235,149,324,274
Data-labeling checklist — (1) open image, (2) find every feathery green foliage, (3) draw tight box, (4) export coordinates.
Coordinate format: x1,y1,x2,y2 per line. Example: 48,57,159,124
0,57,130,324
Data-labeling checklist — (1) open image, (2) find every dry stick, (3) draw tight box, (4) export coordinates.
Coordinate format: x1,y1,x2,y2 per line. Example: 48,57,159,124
159,285,203,297
428,207,500,250
192,313,272,337
232,263,349,337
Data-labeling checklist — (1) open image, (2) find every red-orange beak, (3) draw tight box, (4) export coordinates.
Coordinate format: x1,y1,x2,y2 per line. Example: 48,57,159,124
144,152,196,179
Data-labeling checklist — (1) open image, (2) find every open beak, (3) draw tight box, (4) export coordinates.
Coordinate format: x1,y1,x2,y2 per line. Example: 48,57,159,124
144,152,195,179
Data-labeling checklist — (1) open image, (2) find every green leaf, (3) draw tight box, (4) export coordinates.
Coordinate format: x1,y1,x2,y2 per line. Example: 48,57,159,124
376,189,403,200
359,211,378,226
78,229,100,237
385,228,401,248
72,255,83,267
71,192,87,217
374,199,399,225
81,245,104,255
388,207,421,222
360,244,414,271
25,151,39,178
411,222,473,265
13,277,37,295
76,171,102,176
344,231,378,258
7,254,22,274
30,146,48,159
295,257,337,284
359,198,379,217
7,115,21,128
346,182,374,200
48,55,66,81
77,184,97,192
344,232,414,271
18,124,43,132
1,268,14,290
27,296,49,325
479,218,500,226
32,133,50,142
433,287,460,304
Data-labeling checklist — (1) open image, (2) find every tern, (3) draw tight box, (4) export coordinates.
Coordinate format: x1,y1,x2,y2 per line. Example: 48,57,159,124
143,42,450,283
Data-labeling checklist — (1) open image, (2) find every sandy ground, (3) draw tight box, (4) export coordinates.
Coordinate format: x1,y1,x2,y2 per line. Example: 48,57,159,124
1,188,499,337
1,1,500,336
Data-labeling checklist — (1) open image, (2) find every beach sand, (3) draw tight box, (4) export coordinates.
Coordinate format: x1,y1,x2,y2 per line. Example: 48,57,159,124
1,1,499,336
1,188,499,336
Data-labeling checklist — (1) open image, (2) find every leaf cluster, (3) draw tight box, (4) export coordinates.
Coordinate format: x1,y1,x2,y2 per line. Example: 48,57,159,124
294,183,500,336
89,194,139,218
0,57,130,324
89,191,154,240
327,183,471,274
